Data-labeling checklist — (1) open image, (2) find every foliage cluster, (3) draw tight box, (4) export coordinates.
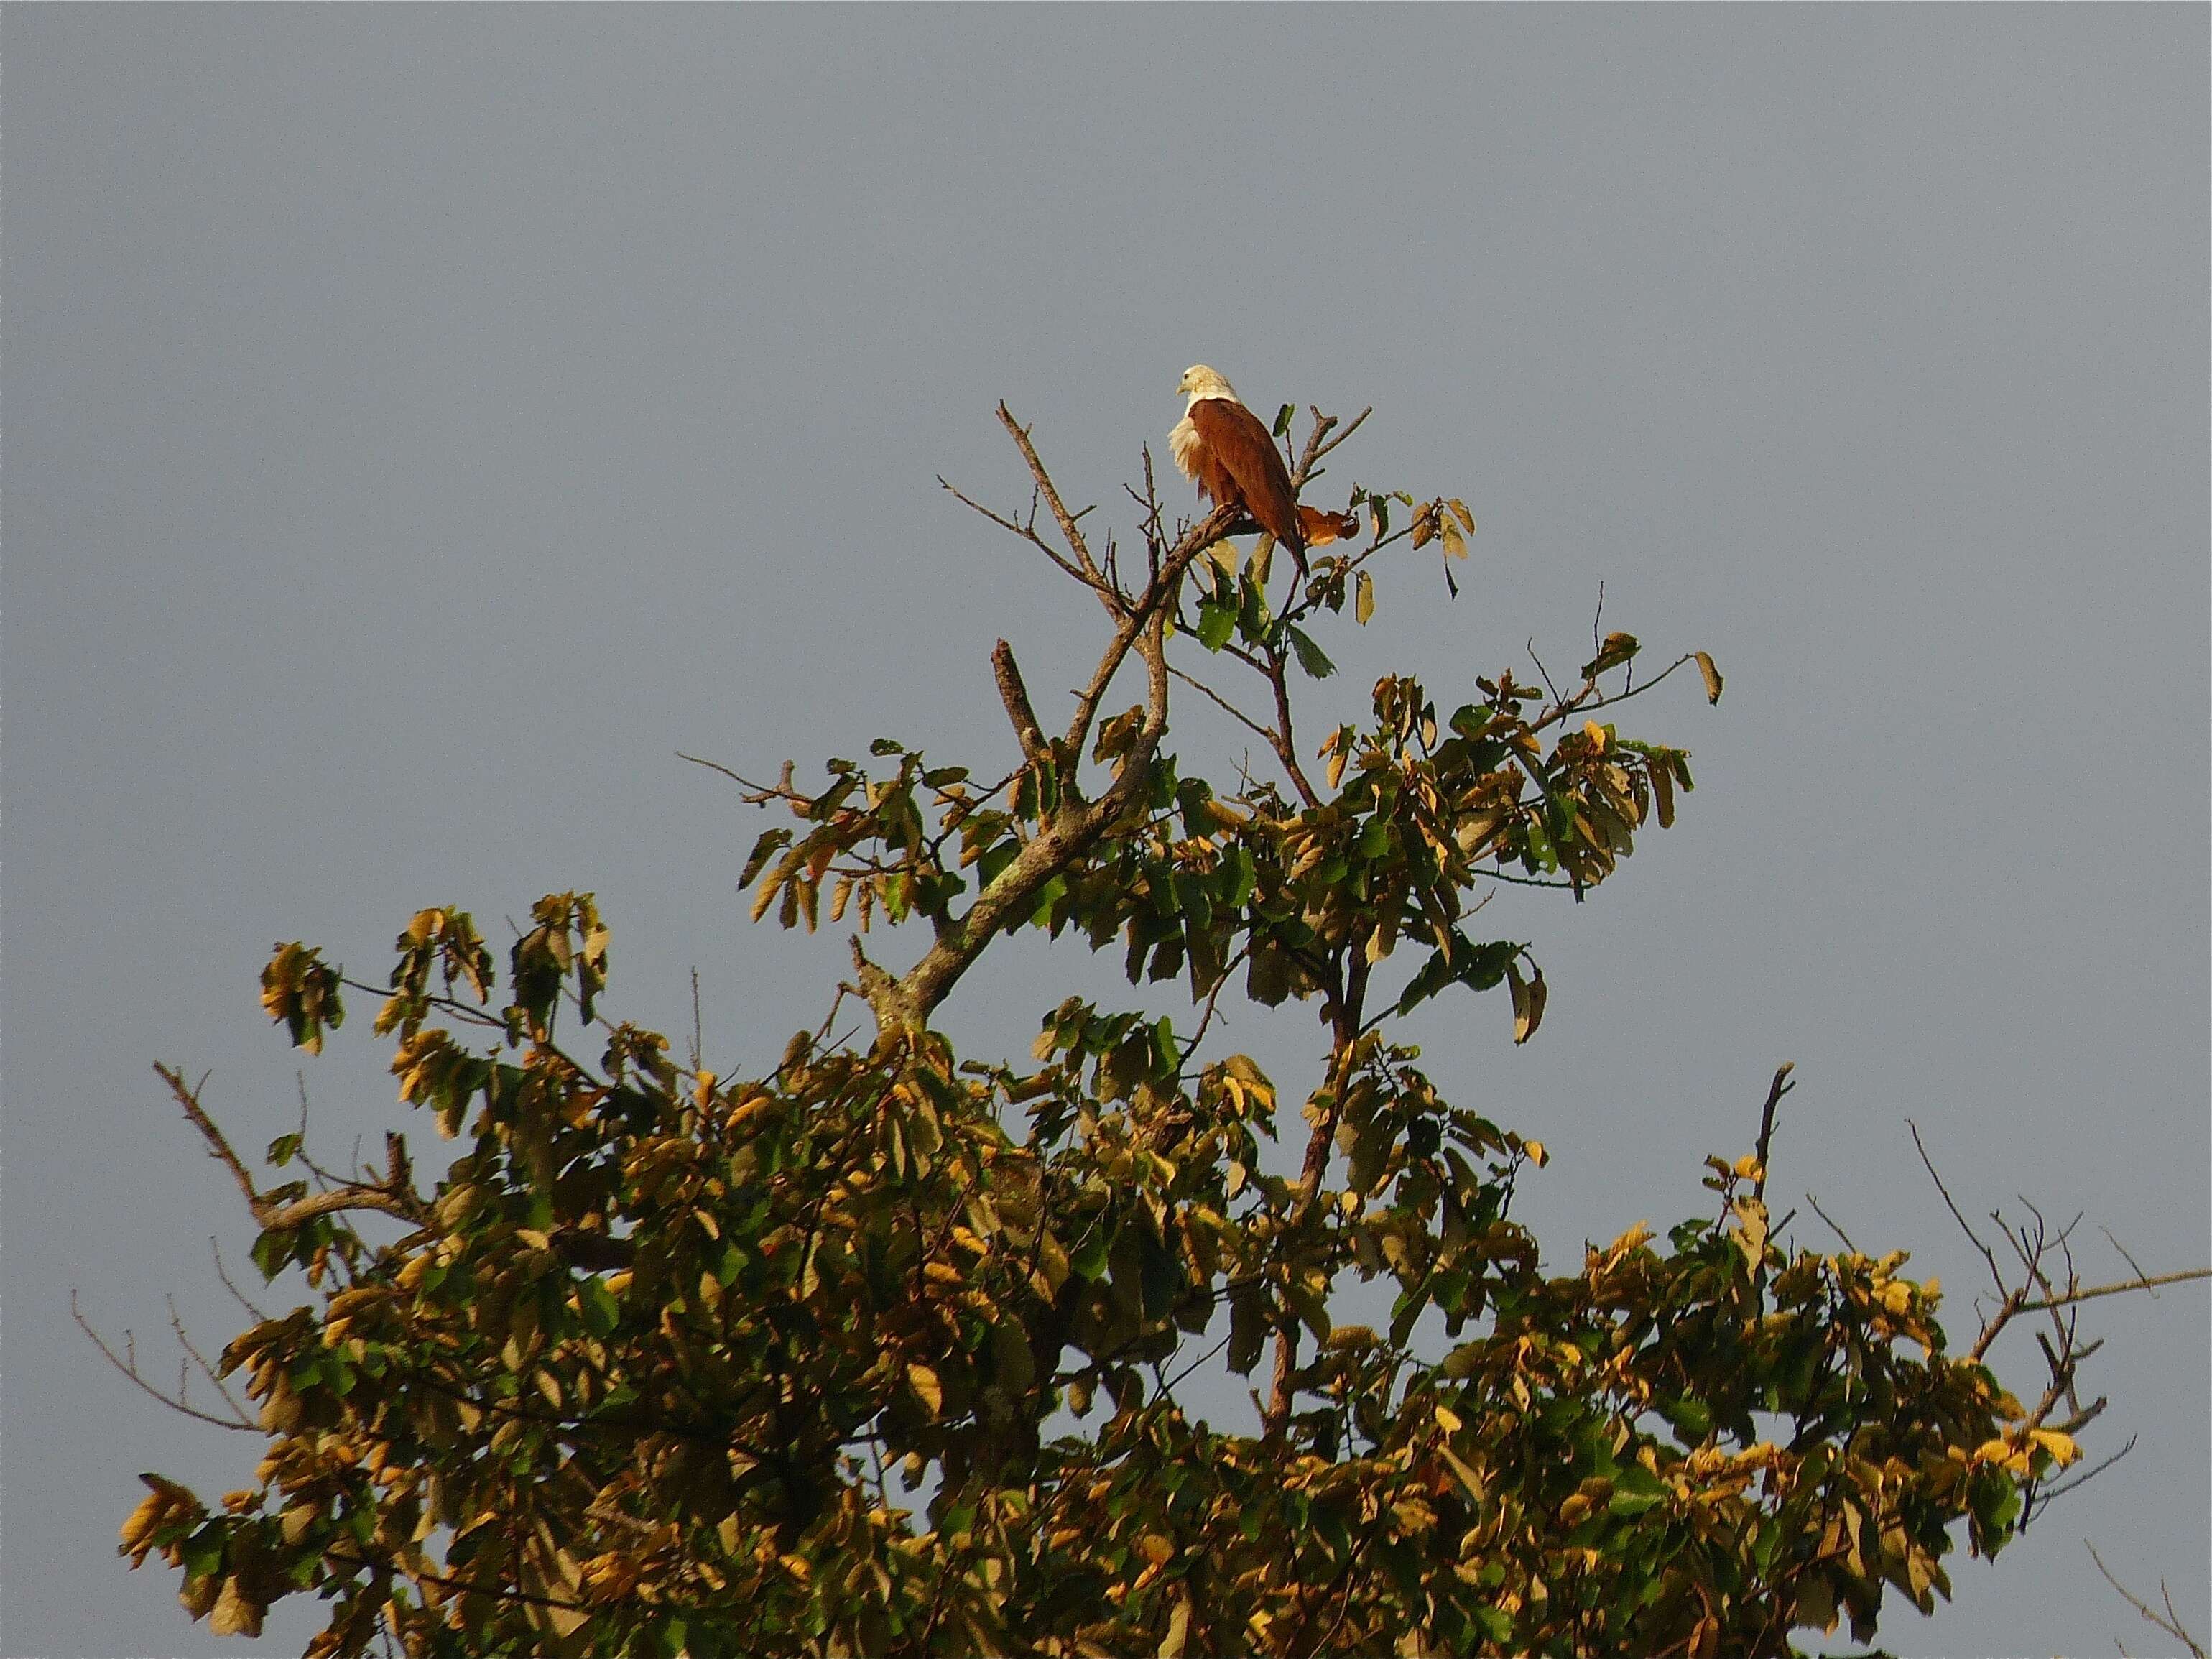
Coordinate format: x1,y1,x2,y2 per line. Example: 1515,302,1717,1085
118,403,2100,1657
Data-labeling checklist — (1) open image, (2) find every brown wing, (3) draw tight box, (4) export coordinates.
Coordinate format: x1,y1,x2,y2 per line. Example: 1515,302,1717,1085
1296,505,1361,547
1189,398,1305,561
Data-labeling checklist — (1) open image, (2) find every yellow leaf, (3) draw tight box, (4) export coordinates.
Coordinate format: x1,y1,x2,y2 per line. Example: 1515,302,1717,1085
2028,1429,2081,1467
1603,1221,1651,1265
1523,1139,1547,1168
1440,521,1468,560
907,1362,943,1416
209,1577,264,1638
1139,1533,1175,1566
1732,1196,1770,1261
1434,1405,1463,1433
1448,498,1476,535
1582,720,1608,749
119,1492,170,1562
1438,1445,1487,1499
1695,650,1723,706
1507,961,1547,1045
1158,1590,1193,1659
1355,570,1375,626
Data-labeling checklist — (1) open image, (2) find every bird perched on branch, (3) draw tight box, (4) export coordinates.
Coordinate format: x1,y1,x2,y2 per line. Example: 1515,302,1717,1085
1170,364,1309,581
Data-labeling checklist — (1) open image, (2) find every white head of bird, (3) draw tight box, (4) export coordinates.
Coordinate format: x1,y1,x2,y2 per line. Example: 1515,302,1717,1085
1177,364,1240,410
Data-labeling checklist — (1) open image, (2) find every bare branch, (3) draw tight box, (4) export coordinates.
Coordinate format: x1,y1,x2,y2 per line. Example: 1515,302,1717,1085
1804,1193,1861,1254
939,475,1085,586
1298,407,1369,480
2098,1225,2158,1295
1059,501,1238,762
991,639,1050,764
167,1293,256,1425
998,404,1111,600
1525,639,1565,708
159,1062,261,1214
2087,1540,2208,1659
2037,1431,2135,1504
156,1063,430,1235
1749,1063,1795,1206
210,1238,269,1323
1907,1119,2022,1362
1264,646,1323,810
1167,662,1274,747
72,1290,256,1432
1526,652,1703,737
2017,1266,2210,1313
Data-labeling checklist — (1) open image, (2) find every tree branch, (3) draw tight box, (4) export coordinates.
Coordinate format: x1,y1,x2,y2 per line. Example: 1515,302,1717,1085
157,1063,430,1235
997,403,1113,605
73,1290,257,1432
992,639,1050,764
2017,1266,2209,1312
1750,1063,1795,1206
2087,1540,2208,1659
856,495,1237,1036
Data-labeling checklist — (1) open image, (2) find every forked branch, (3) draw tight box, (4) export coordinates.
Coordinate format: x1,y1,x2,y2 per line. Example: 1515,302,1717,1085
156,1063,429,1234
2087,1540,2208,1659
860,410,1248,1033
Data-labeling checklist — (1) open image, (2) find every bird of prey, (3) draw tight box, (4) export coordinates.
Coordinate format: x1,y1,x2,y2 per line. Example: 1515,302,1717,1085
1170,364,1309,580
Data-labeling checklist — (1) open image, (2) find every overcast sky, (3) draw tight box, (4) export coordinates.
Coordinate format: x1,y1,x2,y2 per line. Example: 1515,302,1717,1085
4,7,2205,1655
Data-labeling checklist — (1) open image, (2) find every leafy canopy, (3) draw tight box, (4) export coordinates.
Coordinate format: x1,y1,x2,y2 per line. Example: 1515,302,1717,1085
121,402,2073,1658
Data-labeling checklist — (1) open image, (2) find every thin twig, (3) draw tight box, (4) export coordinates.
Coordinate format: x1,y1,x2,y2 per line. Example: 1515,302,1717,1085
1804,1194,1861,1255
72,1291,256,1431
997,404,1113,602
167,1294,256,1424
2017,1267,2210,1312
210,1238,269,1323
2037,1431,2135,1503
1167,662,1274,746
1749,1063,1795,1206
939,475,1087,586
2086,1540,2208,1659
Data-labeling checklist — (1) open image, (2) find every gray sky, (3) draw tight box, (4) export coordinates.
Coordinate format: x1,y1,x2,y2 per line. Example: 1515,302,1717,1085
3,6,2204,1655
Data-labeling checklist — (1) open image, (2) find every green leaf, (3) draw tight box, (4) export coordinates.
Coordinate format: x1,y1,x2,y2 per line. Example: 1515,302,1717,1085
1609,1462,1669,1515
1196,601,1235,652
577,1277,619,1339
1228,1285,1267,1375
1287,627,1336,680
180,1525,226,1579
1658,1395,1711,1441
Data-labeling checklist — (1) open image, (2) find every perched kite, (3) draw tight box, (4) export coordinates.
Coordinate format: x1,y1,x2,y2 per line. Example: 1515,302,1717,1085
1170,365,1309,578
